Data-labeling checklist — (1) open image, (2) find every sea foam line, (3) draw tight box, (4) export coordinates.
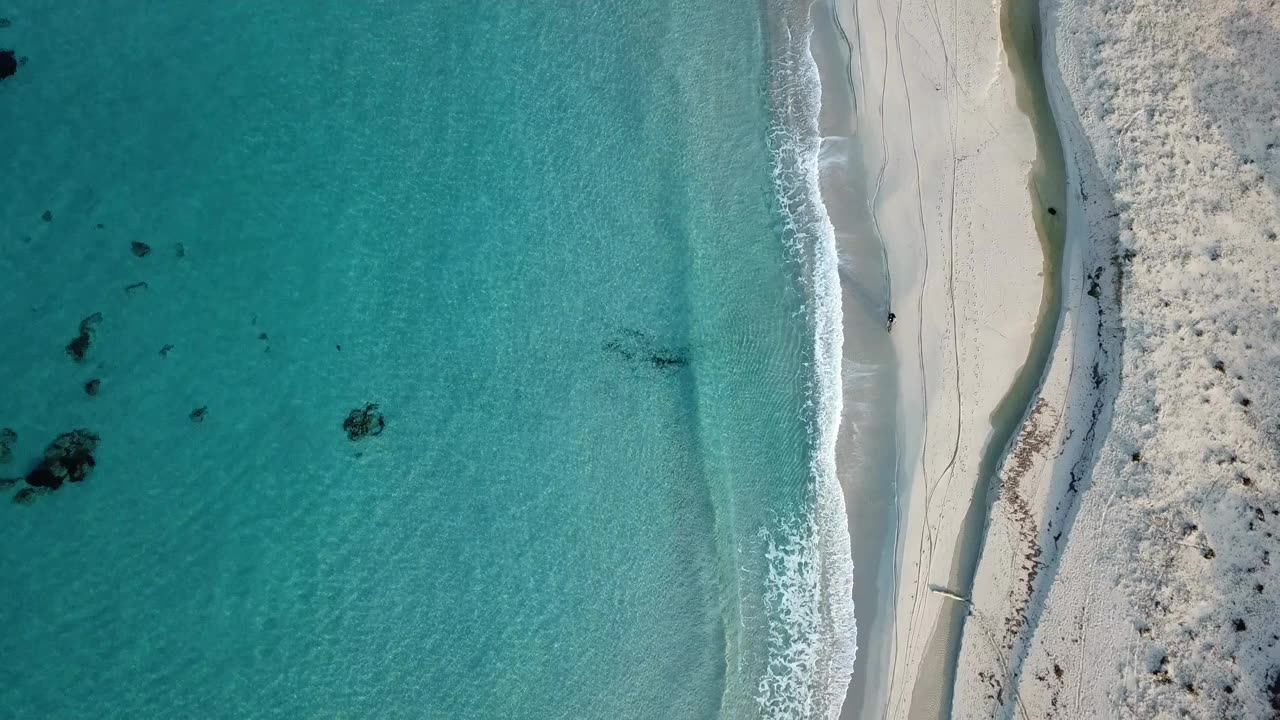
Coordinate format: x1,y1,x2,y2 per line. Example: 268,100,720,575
754,1,859,718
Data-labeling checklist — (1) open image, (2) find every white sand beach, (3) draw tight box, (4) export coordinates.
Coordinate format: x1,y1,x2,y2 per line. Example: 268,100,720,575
818,0,1280,713
814,0,1057,715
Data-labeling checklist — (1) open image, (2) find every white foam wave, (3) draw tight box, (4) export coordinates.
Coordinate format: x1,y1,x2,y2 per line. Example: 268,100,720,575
754,2,859,718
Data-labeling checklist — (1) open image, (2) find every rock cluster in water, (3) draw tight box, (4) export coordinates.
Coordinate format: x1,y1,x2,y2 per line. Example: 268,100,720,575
343,403,385,441
66,312,103,362
130,241,151,257
22,430,100,494
0,50,15,81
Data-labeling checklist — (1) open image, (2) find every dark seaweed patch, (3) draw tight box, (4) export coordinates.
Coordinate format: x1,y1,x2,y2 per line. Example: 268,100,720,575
0,427,15,464
603,328,689,372
66,313,103,362
343,404,385,441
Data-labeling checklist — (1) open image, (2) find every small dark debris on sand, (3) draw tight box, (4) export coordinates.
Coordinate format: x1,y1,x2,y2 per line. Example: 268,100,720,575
1048,207,1058,216
125,281,148,297
258,332,268,341
130,241,151,257
343,403,385,441
159,343,174,358
95,223,104,230
0,427,16,464
189,406,208,423
24,429,99,490
40,209,52,222
0,49,15,80
66,312,103,362
84,378,100,396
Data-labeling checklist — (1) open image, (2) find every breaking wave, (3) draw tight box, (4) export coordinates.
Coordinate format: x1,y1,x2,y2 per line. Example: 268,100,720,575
753,1,859,718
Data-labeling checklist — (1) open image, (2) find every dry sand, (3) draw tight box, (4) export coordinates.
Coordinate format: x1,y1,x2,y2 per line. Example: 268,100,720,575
812,0,1055,715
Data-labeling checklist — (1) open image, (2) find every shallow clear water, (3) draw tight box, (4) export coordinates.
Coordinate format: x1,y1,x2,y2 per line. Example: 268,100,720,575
0,2,852,718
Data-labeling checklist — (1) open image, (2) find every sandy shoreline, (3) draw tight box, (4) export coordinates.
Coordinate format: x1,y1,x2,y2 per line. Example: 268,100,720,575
817,0,1280,713
810,0,1057,714
809,3,900,717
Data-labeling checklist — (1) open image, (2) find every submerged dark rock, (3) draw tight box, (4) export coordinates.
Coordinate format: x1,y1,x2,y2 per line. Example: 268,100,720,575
13,487,52,505
159,343,174,358
65,312,103,362
343,403,385,441
0,50,15,81
66,334,90,361
84,378,101,396
125,281,148,297
40,209,52,222
0,427,15,464
0,19,12,28
189,406,208,423
0,476,17,489
130,241,151,257
25,429,99,489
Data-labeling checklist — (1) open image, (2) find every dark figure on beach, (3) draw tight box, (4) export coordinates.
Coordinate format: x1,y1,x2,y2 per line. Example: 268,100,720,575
886,312,897,332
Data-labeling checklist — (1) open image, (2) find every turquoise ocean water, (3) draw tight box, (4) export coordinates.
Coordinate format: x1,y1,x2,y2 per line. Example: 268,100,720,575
0,2,854,718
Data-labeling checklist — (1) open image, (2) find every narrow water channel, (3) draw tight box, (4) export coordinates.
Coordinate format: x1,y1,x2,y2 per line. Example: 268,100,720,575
907,0,1069,714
